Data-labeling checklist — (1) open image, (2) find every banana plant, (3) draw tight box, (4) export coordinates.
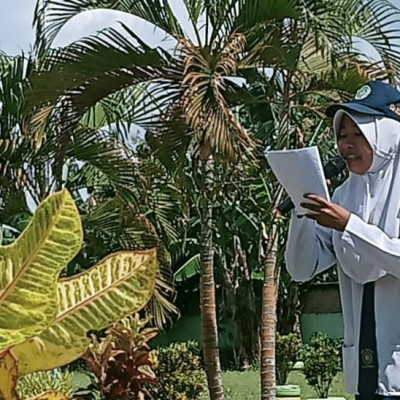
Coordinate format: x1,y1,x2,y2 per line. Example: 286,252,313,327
0,189,158,400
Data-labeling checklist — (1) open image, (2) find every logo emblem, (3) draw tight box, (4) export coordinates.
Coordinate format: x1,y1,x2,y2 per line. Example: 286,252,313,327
361,348,374,367
355,85,372,100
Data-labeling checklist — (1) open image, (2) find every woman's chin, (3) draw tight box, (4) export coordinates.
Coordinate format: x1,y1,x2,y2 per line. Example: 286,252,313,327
348,166,368,175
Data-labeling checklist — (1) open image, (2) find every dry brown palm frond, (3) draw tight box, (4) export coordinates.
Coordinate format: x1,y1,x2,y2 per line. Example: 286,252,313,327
179,33,258,162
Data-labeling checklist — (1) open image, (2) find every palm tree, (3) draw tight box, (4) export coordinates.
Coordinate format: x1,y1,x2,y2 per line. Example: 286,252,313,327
28,1,299,398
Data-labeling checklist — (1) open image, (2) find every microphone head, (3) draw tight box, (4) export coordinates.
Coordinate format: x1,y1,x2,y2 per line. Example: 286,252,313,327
323,156,346,179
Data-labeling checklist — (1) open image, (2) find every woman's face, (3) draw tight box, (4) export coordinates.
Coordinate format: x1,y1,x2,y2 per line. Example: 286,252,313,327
337,114,373,175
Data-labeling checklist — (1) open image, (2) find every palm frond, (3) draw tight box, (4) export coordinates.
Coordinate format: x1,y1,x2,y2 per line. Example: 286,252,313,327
145,104,193,171
179,34,258,161
231,0,298,33
351,0,400,82
0,54,33,139
81,198,178,328
65,127,142,202
79,85,150,142
26,24,181,144
182,0,204,28
205,0,298,43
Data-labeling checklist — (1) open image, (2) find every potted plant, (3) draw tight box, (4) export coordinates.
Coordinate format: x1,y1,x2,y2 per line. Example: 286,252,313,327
302,332,344,400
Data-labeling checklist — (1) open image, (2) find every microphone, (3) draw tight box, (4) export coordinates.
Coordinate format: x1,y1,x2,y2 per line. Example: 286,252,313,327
276,156,346,215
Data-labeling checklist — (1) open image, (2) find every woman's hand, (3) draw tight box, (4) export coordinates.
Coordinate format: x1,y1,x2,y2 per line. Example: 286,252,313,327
300,194,351,232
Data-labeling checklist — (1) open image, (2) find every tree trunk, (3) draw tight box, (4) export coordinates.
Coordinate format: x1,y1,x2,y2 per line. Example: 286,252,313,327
233,235,260,369
260,219,280,400
200,153,224,400
277,280,301,336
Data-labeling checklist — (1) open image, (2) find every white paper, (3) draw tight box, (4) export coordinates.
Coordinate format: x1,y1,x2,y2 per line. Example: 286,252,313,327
266,146,330,215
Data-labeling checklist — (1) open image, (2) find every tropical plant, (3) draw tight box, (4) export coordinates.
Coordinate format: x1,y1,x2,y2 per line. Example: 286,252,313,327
171,161,264,369
66,369,104,400
28,2,300,397
0,189,158,399
17,370,75,399
0,52,179,329
275,333,301,385
84,316,158,400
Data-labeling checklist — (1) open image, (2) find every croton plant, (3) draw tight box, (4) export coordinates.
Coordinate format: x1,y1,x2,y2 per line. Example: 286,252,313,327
0,189,158,400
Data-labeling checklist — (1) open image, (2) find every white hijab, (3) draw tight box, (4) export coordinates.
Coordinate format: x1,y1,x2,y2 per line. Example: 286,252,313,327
333,110,400,283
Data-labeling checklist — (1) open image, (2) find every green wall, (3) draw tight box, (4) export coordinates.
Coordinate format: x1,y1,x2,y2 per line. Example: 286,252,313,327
151,316,237,349
301,313,344,343
150,313,344,349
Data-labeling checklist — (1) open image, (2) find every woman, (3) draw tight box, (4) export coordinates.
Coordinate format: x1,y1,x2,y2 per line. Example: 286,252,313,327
285,81,400,400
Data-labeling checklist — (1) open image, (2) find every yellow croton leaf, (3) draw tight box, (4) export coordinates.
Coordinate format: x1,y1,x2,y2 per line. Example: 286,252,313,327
0,350,19,400
27,391,71,400
12,249,158,374
0,189,82,352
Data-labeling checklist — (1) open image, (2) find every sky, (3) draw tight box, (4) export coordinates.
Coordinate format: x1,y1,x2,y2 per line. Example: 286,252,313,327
0,0,199,54
0,0,389,59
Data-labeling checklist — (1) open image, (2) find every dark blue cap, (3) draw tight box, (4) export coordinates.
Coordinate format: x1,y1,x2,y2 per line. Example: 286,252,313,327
326,81,400,122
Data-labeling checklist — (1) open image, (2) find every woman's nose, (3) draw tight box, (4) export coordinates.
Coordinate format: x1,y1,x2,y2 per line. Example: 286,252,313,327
342,139,354,148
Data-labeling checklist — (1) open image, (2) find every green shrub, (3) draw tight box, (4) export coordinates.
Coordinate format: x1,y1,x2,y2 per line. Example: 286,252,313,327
70,371,104,400
149,341,207,400
276,333,302,385
302,332,342,398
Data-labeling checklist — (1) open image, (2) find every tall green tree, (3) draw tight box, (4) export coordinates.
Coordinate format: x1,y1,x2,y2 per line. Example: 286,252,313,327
29,2,299,399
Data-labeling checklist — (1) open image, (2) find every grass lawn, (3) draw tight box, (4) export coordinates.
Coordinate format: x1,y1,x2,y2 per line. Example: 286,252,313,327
221,370,354,400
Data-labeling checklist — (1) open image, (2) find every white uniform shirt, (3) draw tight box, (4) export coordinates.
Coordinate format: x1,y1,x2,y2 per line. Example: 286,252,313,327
285,111,400,395
286,206,400,395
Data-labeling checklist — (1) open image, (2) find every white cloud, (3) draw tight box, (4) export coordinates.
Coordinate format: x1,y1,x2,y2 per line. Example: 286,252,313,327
0,0,198,55
52,9,171,49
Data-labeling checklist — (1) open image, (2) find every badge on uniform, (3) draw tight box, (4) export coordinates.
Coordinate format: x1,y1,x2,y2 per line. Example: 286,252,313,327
361,348,375,368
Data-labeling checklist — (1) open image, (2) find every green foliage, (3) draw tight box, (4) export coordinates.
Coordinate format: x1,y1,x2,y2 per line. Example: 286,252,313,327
17,370,74,399
301,332,343,398
70,371,104,400
149,341,207,400
276,333,302,385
